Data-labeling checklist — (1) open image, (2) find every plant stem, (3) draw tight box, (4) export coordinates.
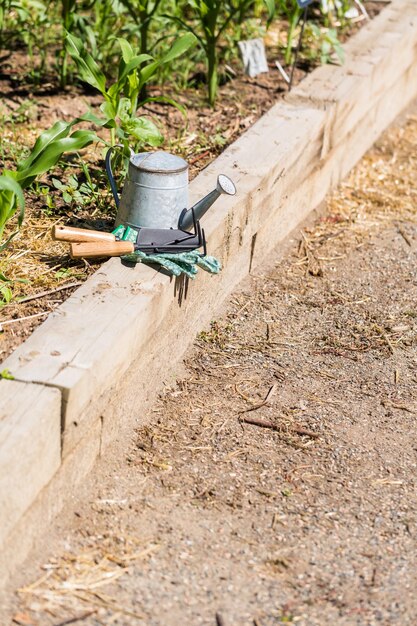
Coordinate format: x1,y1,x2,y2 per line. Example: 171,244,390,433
285,8,301,66
207,39,218,108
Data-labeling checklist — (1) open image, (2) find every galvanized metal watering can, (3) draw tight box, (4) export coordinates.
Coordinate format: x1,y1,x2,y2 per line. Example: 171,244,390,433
105,147,236,231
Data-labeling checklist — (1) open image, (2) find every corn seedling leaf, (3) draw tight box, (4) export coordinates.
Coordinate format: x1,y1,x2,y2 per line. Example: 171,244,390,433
121,116,163,147
0,175,25,213
264,0,276,24
0,175,25,250
119,53,154,83
159,32,197,65
117,37,135,63
65,32,107,94
17,120,72,174
16,130,97,185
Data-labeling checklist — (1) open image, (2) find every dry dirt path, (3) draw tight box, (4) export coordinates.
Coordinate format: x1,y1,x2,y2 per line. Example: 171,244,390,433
4,107,417,626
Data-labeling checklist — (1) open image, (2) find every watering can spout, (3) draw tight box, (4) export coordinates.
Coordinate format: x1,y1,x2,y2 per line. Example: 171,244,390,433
178,174,236,231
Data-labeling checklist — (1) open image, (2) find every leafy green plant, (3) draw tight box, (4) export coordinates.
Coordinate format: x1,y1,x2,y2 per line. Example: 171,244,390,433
0,276,13,304
0,120,97,250
274,0,302,66
0,272,27,307
118,0,166,98
66,31,196,152
308,23,344,65
169,0,275,107
52,171,99,207
60,0,77,87
69,0,127,75
7,0,52,83
118,0,163,56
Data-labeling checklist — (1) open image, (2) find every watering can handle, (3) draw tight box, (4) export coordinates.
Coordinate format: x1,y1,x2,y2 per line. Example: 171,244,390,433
105,145,134,209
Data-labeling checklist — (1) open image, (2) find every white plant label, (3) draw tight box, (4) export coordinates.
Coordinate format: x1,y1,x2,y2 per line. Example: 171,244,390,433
238,39,269,78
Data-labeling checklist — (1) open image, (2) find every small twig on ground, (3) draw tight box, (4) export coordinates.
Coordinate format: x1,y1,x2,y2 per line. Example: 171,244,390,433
0,311,48,330
381,399,416,414
189,150,211,165
395,222,412,247
381,332,395,355
16,282,83,304
216,613,226,626
52,611,96,626
240,415,320,439
238,383,277,414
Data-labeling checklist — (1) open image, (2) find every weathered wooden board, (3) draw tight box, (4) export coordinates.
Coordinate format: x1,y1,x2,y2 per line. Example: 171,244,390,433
0,380,61,551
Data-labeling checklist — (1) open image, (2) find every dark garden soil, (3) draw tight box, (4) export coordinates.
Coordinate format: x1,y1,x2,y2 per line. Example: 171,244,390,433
0,3,384,364
3,100,416,626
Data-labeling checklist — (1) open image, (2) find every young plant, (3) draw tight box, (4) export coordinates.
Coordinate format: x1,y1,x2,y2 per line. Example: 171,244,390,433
308,23,344,64
60,0,78,87
0,120,97,250
1,0,52,82
68,0,126,75
0,272,27,306
65,31,197,152
52,169,99,207
170,0,275,107
277,0,303,66
118,0,165,98
118,0,164,56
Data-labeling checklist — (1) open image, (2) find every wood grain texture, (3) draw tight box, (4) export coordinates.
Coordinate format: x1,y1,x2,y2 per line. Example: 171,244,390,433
0,380,61,551
52,225,116,243
70,240,134,258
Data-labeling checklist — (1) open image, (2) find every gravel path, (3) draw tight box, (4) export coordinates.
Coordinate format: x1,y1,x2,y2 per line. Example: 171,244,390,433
5,107,417,626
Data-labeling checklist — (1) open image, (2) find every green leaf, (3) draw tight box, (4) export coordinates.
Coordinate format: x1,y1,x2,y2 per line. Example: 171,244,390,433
65,32,107,94
0,368,15,380
0,284,12,303
99,102,117,126
0,175,25,248
139,34,197,85
118,53,154,83
159,32,197,65
17,120,72,174
264,0,275,24
52,178,65,190
121,116,163,147
77,109,115,129
117,97,132,123
0,175,25,215
117,37,134,63
16,130,97,185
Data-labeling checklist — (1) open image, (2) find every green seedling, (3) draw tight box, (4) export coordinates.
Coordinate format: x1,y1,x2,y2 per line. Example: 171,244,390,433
308,23,344,65
66,31,197,152
277,0,303,66
0,281,12,304
168,0,275,106
52,172,99,207
60,0,77,87
0,271,27,306
0,120,97,251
